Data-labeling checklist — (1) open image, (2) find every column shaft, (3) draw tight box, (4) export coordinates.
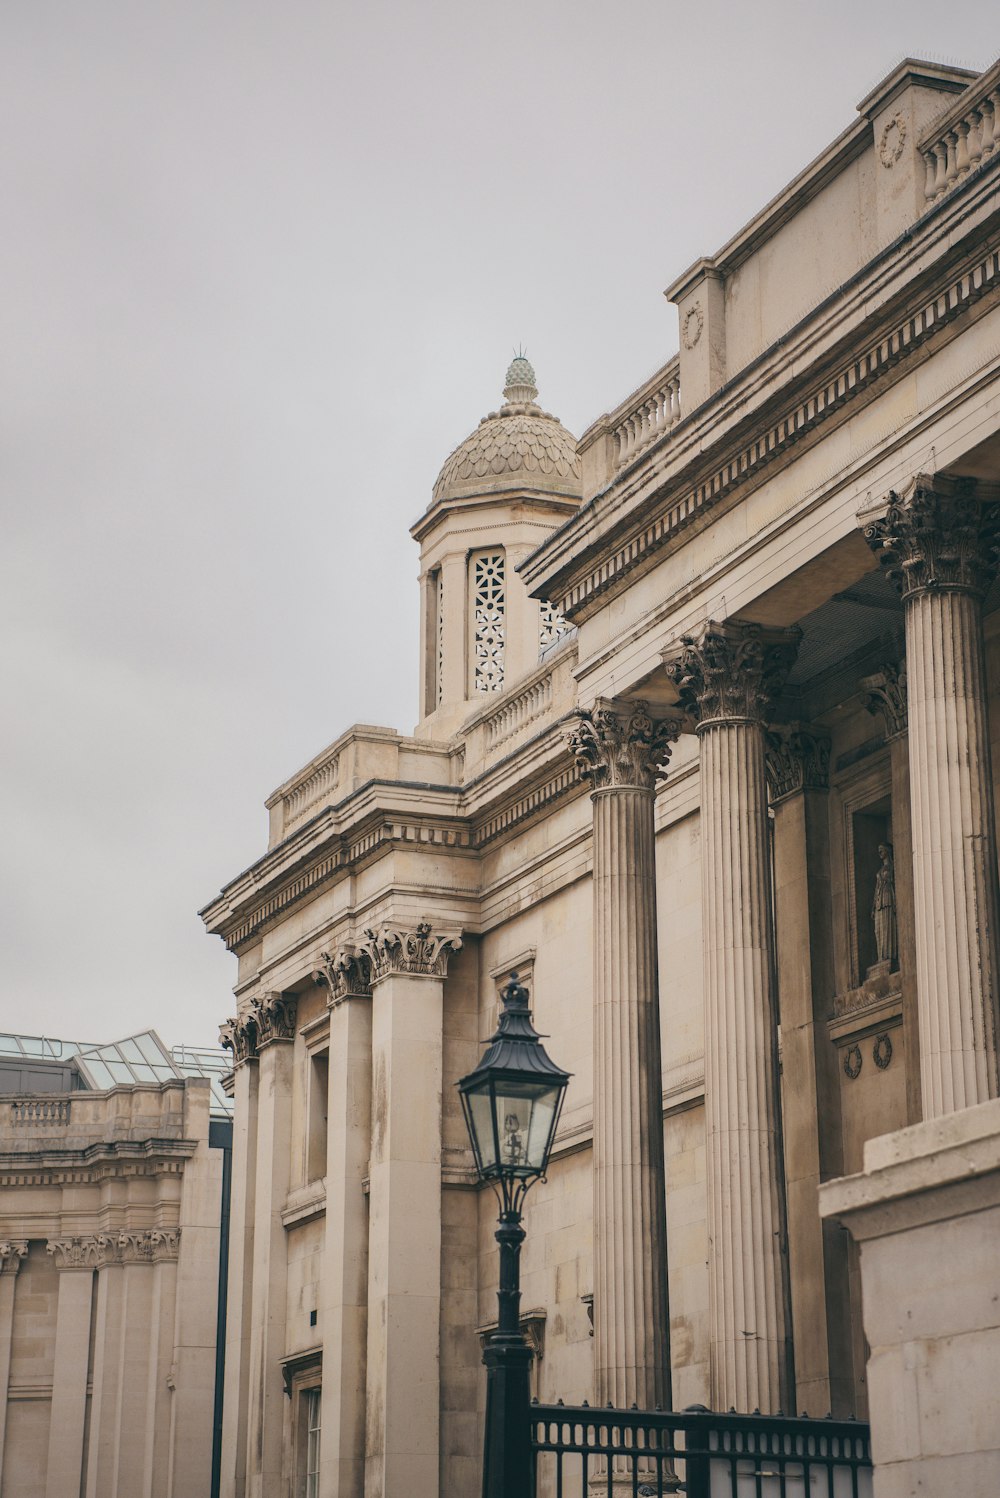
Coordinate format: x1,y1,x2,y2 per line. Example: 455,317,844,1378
321,993,372,1498
45,1267,94,1498
592,785,671,1410
85,1264,124,1498
702,722,790,1412
907,587,1000,1114
220,1058,259,1498
246,1038,294,1498
0,1265,20,1482
364,972,443,1498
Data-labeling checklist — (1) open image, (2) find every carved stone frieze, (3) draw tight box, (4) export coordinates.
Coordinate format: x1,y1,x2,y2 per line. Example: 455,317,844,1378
248,992,298,1047
218,1012,259,1066
764,725,831,802
313,946,373,1006
861,473,1000,600
359,920,462,982
567,699,682,790
860,660,908,739
0,1240,28,1275
663,620,801,728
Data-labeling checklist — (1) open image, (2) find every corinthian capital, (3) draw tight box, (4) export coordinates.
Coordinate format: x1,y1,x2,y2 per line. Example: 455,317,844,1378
47,1237,101,1271
219,1011,259,1066
860,660,908,739
568,699,682,790
313,946,372,1006
764,725,831,802
359,920,462,982
663,620,800,728
248,992,298,1047
0,1241,28,1275
860,473,1000,599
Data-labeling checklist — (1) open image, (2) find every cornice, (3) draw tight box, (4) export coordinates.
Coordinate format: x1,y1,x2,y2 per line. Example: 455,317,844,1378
524,177,1000,621
0,1139,197,1189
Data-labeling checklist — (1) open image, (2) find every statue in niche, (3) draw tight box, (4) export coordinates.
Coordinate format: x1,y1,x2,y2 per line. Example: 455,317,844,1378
872,843,897,967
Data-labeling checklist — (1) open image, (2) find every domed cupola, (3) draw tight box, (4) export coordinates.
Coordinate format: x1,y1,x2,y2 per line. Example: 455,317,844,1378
412,355,582,737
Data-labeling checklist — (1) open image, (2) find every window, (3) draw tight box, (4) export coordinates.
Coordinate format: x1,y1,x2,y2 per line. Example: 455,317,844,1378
471,550,505,693
306,1052,328,1183
539,598,570,651
304,1388,321,1498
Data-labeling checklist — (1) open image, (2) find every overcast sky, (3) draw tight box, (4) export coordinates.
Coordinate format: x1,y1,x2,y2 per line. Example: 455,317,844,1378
2,3,996,1049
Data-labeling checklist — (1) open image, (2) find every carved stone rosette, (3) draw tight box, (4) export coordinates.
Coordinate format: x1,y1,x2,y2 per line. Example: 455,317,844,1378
313,946,373,1006
860,660,908,739
248,992,298,1047
861,473,1000,600
567,698,682,790
359,920,462,982
663,619,801,727
219,1011,259,1066
764,725,831,802
0,1240,28,1275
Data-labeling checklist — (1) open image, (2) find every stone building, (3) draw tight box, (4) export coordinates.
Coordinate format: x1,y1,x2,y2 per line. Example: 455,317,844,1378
0,1030,232,1498
201,54,1000,1496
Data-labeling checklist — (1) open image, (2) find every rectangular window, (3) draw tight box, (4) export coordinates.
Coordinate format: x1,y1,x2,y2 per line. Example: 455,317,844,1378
305,1388,321,1498
307,1052,328,1183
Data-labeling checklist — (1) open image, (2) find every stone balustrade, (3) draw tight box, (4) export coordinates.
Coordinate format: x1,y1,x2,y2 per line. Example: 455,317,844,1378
611,356,682,469
920,58,1000,205
9,1097,70,1126
483,670,554,750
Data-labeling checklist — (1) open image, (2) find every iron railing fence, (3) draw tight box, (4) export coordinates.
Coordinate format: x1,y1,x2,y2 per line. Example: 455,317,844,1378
530,1402,873,1498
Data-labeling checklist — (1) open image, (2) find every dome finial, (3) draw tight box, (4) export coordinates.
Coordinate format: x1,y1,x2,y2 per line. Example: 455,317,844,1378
503,347,538,405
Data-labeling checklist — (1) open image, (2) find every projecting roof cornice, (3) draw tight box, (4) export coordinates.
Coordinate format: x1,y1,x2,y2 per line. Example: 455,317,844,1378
521,161,1000,625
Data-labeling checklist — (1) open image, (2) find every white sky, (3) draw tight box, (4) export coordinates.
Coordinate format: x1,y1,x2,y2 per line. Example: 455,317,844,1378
2,3,997,1047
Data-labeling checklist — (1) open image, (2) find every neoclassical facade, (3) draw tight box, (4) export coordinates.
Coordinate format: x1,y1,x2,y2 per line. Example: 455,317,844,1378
202,55,1000,1495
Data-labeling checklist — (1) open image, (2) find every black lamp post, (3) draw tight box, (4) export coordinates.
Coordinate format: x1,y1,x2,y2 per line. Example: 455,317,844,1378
458,972,571,1498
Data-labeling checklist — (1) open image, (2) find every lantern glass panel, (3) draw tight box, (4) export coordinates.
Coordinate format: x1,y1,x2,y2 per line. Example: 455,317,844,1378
466,1084,498,1173
492,1081,562,1174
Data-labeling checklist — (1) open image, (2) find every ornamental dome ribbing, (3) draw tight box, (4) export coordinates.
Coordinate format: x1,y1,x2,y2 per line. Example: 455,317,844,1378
432,356,582,504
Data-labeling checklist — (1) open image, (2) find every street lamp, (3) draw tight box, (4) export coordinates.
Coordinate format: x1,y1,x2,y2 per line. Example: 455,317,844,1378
458,971,571,1498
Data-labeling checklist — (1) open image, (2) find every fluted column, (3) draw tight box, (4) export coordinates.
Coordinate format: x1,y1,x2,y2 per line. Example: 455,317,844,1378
862,474,1000,1116
357,920,461,1498
569,700,681,1416
665,621,799,1414
313,948,374,1498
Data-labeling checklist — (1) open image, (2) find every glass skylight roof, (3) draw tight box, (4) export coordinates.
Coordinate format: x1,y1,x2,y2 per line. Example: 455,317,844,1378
0,1029,233,1117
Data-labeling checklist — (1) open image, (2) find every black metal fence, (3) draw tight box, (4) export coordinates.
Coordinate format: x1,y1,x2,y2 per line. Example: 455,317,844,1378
530,1402,873,1497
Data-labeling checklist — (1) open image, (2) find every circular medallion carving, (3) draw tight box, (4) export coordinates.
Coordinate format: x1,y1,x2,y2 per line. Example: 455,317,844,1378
844,1044,863,1080
873,1032,893,1070
682,303,704,350
878,113,906,168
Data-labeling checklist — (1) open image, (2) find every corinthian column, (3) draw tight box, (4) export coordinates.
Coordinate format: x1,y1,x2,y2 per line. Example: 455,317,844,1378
665,621,799,1414
862,473,1000,1115
569,700,681,1416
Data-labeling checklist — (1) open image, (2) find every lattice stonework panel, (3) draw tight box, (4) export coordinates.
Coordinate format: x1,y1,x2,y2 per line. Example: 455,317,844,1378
539,599,570,650
472,550,505,693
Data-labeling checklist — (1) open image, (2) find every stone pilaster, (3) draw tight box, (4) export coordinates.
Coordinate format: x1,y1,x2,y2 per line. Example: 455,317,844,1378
0,1242,27,1486
218,1014,259,1498
569,700,681,1416
44,1244,95,1498
862,474,1000,1116
358,921,461,1498
861,659,921,1125
313,949,374,1498
665,620,799,1414
245,993,297,1498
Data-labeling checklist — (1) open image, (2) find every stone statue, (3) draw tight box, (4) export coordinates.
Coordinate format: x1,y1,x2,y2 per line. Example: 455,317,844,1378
873,842,897,966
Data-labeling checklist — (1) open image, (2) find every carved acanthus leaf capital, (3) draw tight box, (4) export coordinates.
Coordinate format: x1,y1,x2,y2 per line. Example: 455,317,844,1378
47,1236,100,1270
0,1241,28,1275
567,699,682,790
219,1011,259,1066
765,725,831,802
860,473,1000,600
860,661,908,739
248,992,298,1047
359,920,462,982
313,947,373,1006
663,620,801,728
